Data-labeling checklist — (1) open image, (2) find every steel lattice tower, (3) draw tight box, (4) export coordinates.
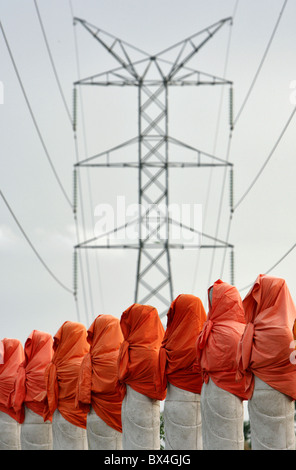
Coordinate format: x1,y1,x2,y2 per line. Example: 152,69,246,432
73,17,234,317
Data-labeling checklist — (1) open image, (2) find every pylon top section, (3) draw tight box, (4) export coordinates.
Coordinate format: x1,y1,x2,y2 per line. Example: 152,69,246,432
74,17,233,87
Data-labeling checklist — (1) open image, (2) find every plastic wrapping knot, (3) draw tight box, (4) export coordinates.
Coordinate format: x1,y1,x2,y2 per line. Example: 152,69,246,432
236,322,254,381
44,362,58,416
11,363,26,411
159,346,168,391
75,352,92,410
197,320,213,351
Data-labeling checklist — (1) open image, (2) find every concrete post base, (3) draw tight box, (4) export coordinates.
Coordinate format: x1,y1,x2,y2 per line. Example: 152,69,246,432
201,378,244,450
21,406,52,450
164,382,202,450
0,410,21,450
0,411,21,450
86,406,122,450
52,409,88,450
121,385,160,450
248,376,295,450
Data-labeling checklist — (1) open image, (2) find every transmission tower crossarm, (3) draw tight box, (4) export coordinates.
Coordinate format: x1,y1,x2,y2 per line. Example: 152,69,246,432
157,17,232,80
74,137,138,166
74,17,149,80
74,62,232,87
74,135,233,168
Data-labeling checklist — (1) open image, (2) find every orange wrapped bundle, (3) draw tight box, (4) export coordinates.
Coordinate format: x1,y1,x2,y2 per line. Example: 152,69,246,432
41,321,89,428
159,294,206,395
0,338,24,422
76,315,124,432
196,280,248,400
237,274,296,399
118,304,166,401
10,330,53,422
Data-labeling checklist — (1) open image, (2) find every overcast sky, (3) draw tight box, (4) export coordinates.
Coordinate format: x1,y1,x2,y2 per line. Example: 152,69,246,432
1,0,296,349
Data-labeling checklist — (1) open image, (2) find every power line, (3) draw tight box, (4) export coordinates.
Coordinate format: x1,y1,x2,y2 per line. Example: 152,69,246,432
234,0,288,126
32,0,88,321
33,0,73,125
238,242,296,293
219,0,292,281
192,0,238,293
207,132,233,289
233,104,296,211
233,0,291,210
0,21,73,209
30,0,97,323
265,242,296,275
69,0,105,315
0,190,74,295
220,103,296,278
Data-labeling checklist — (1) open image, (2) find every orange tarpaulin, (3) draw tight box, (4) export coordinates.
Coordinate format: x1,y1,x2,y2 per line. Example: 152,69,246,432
41,321,89,428
10,330,53,423
196,280,249,400
0,338,24,422
159,294,206,395
76,315,124,433
236,274,296,400
118,303,166,401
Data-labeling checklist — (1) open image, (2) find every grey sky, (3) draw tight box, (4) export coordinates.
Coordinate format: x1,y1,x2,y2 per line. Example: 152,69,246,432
1,0,296,347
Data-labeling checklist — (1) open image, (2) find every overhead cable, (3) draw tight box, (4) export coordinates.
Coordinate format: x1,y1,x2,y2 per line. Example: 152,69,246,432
220,0,292,280
233,0,288,126
0,21,73,209
69,0,105,314
0,190,74,295
238,242,296,293
191,0,238,293
33,0,73,125
233,103,296,211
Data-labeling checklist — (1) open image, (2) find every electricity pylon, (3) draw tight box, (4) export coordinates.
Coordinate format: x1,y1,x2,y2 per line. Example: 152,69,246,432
73,17,234,317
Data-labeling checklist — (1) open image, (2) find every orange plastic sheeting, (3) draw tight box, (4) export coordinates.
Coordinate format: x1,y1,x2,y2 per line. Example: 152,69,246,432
118,304,166,401
159,294,206,395
10,330,53,423
0,338,24,422
41,321,89,428
76,315,124,432
196,280,248,400
237,274,296,400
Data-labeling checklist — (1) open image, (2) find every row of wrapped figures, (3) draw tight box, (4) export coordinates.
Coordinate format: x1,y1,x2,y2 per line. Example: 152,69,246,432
1,274,296,450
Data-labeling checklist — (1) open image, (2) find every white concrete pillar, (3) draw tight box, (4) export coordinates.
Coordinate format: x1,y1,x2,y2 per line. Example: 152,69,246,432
52,409,88,450
122,385,160,450
248,376,295,450
201,378,244,450
20,406,52,450
0,410,21,450
164,382,202,450
86,406,122,450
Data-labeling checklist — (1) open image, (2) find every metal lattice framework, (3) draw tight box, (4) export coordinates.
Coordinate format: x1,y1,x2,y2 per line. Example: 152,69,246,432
73,17,234,317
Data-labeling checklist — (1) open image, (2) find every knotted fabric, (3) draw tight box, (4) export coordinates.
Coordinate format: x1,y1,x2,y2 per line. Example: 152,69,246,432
41,321,89,428
159,294,206,395
0,338,24,422
76,315,124,432
196,279,249,400
118,303,166,401
10,330,53,422
237,274,296,399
